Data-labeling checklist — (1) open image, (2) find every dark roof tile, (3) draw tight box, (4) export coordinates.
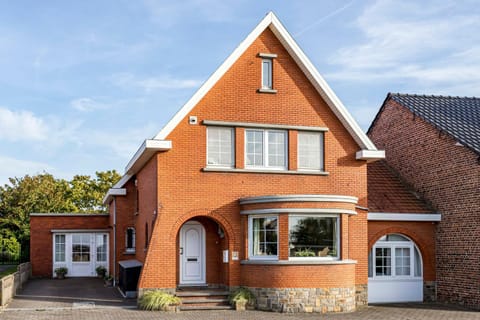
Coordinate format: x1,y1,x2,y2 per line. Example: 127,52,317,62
389,93,480,154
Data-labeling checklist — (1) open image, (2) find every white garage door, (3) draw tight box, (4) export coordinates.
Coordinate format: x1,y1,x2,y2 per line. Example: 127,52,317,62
368,234,423,303
52,232,109,277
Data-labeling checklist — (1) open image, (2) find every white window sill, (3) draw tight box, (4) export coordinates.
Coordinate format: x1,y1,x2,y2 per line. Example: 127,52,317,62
257,88,277,94
241,259,357,265
203,167,329,176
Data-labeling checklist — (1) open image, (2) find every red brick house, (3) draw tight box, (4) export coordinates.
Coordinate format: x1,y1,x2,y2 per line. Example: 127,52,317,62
368,93,480,309
30,14,446,312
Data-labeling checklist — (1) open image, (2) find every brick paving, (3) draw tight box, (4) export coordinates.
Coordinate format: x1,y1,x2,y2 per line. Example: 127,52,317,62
1,304,480,320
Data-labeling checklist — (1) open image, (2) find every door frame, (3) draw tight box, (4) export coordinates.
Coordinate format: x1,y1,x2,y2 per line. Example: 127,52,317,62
179,220,206,285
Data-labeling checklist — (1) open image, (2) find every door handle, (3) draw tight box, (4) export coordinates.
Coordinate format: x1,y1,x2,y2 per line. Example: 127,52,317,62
180,247,183,255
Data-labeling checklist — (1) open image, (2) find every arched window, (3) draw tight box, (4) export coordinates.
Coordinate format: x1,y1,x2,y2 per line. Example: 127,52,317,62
368,234,422,278
125,227,135,253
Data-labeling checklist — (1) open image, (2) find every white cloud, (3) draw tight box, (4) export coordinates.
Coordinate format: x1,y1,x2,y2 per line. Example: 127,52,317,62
111,73,202,92
0,107,49,141
327,0,480,95
71,98,110,112
0,155,54,185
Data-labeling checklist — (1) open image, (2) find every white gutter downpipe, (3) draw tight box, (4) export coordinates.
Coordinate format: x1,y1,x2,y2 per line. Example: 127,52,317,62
113,196,117,287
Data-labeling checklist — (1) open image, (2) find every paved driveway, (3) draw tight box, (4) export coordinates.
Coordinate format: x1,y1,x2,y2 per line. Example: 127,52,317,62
5,277,136,310
2,278,479,319
2,303,480,320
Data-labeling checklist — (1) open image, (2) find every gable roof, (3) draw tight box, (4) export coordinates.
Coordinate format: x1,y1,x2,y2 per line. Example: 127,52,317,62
373,93,480,155
367,160,433,213
153,11,382,156
106,12,383,197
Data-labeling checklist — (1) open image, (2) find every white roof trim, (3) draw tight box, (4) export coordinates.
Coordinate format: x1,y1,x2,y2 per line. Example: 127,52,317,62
102,188,127,205
241,208,357,215
356,150,385,161
153,12,379,153
125,139,172,174
368,213,442,222
239,194,358,205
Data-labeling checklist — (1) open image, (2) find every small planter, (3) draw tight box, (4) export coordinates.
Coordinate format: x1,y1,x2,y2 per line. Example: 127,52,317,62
235,299,247,311
54,267,68,280
96,266,107,278
104,275,113,287
165,305,180,312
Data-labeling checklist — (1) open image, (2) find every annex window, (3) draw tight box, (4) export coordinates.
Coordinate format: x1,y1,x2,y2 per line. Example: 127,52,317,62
249,216,278,259
126,227,136,253
289,215,339,259
261,58,273,89
54,234,66,262
207,127,234,167
369,234,422,278
298,132,324,170
96,234,107,262
245,129,287,169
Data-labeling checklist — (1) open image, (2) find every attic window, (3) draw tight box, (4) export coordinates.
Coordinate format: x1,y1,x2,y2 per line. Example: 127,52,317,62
258,53,277,93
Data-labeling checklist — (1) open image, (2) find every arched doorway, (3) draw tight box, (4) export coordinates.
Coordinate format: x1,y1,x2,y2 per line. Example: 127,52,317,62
368,234,423,303
179,221,206,285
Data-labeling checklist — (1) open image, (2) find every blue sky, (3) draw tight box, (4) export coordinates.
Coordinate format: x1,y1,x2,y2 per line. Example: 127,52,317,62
0,1,478,184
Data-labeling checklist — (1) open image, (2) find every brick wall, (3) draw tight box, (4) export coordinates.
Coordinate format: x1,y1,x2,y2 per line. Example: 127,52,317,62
368,98,480,308
30,215,110,277
127,27,370,297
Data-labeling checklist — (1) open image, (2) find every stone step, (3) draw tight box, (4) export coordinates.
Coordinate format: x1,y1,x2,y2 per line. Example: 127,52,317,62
179,305,234,311
176,291,230,297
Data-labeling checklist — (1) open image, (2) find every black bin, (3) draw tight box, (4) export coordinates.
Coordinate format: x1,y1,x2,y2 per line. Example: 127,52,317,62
118,260,142,297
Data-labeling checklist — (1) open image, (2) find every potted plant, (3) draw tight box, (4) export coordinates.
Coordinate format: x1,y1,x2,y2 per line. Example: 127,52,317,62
229,287,256,311
54,267,68,279
138,290,181,312
95,265,107,278
104,274,113,287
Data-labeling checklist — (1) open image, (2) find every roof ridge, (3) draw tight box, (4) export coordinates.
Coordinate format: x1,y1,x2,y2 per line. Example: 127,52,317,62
390,92,480,100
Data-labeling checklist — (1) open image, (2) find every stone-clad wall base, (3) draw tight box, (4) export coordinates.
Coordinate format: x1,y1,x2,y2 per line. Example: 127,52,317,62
355,284,368,308
249,287,356,313
424,281,436,302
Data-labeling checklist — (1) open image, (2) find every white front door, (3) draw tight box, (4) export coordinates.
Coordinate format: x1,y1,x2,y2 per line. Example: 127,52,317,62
179,221,205,285
70,233,94,277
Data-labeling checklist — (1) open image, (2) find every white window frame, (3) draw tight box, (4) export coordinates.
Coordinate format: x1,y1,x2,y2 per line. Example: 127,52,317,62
245,129,288,170
96,234,108,262
297,131,324,171
125,227,136,253
206,126,235,168
54,234,66,263
371,236,422,280
288,214,340,261
261,58,273,89
248,215,278,260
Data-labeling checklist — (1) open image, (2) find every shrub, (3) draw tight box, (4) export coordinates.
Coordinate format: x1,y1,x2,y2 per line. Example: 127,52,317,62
95,265,106,276
229,287,256,306
138,290,181,311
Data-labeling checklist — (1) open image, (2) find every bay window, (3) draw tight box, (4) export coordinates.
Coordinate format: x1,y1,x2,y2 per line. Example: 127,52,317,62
249,216,278,259
289,215,338,259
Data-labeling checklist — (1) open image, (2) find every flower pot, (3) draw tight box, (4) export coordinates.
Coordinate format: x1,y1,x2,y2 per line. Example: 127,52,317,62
235,300,247,311
56,273,66,280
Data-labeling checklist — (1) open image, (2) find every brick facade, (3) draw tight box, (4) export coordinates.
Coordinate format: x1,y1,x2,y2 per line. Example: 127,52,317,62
368,98,480,308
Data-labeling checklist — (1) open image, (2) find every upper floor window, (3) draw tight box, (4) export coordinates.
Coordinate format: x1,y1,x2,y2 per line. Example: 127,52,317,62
245,129,287,169
298,131,324,171
262,58,273,89
289,215,338,259
207,127,234,167
249,216,278,259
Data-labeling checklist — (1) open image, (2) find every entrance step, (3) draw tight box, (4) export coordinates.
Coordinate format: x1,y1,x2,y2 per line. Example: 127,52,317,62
176,289,233,311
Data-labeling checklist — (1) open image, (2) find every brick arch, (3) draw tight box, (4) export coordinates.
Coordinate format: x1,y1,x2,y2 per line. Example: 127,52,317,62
169,208,236,247
368,226,433,277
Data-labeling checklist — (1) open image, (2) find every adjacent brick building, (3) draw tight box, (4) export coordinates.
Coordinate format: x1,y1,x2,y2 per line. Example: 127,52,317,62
368,93,480,308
